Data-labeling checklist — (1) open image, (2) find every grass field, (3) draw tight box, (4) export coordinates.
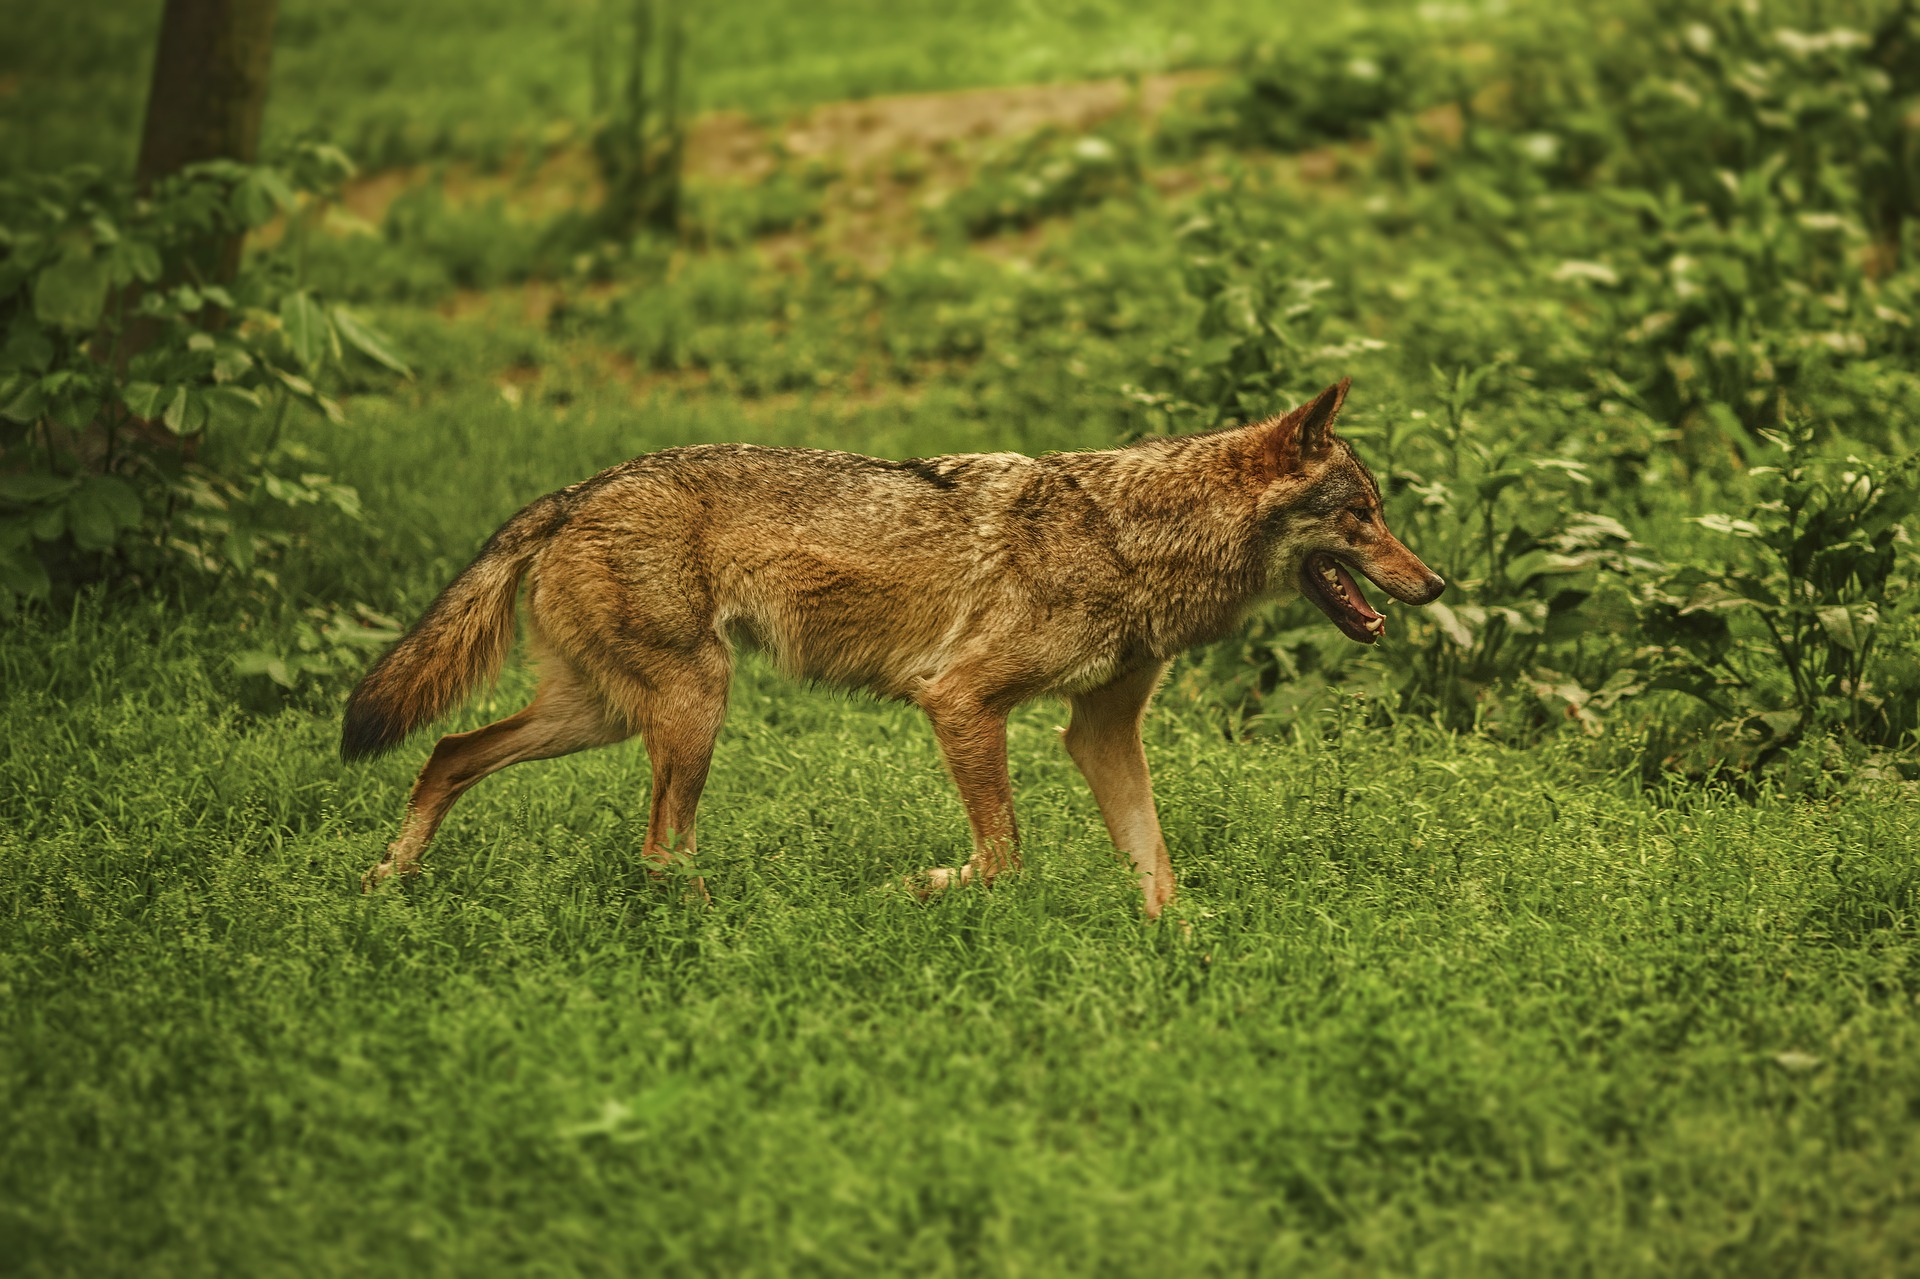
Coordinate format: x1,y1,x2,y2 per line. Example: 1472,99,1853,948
7,366,1919,1274
8,587,1920,1273
6,0,1920,1272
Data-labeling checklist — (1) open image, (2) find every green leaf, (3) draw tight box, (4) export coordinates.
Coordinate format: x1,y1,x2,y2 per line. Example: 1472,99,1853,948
229,171,288,227
231,649,277,677
0,544,51,599
60,478,142,552
211,343,254,383
1676,580,1759,614
0,473,78,504
2,316,55,373
231,646,296,686
1474,468,1527,503
122,381,169,420
163,385,189,433
224,527,255,573
1817,603,1877,651
269,366,317,398
279,290,330,371
1691,513,1762,538
81,475,143,530
108,237,163,285
66,487,120,551
228,167,297,230
315,478,363,520
204,384,263,431
1504,549,1591,585
0,379,46,424
162,385,209,436
331,306,412,377
32,251,112,332
48,384,101,433
1426,600,1477,648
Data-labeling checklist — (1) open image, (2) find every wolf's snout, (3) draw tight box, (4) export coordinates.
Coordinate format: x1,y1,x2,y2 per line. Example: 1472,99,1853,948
1379,571,1443,606
1362,540,1445,607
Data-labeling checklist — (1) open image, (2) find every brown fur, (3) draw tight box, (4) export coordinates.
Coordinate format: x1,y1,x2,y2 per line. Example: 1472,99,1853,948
343,380,1443,915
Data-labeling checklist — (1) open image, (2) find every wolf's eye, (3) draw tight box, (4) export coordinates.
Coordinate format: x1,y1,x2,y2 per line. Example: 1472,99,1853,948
1348,507,1373,523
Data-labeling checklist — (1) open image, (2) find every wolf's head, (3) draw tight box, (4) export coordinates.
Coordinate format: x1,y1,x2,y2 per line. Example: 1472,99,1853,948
1249,379,1444,644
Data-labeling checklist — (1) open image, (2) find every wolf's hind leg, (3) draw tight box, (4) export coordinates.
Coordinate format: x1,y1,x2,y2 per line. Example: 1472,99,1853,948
1062,661,1175,919
363,661,628,890
911,687,1019,896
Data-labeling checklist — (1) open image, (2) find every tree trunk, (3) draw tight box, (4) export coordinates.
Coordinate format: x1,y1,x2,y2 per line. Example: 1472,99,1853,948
114,0,278,463
134,0,279,284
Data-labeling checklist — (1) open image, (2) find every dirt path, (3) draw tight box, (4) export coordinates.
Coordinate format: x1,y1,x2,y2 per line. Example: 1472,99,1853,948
707,71,1213,179
330,71,1218,230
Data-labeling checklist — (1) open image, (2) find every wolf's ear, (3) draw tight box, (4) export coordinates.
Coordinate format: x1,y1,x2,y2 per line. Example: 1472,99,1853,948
1263,378,1350,475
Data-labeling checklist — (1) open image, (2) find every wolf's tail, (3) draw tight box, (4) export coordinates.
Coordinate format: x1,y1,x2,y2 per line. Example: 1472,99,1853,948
340,493,569,762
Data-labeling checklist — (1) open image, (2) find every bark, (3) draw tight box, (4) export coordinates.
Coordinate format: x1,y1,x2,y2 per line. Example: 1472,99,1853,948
134,0,280,283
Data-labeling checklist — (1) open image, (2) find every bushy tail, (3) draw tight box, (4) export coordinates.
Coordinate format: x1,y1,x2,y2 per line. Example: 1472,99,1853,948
340,494,567,762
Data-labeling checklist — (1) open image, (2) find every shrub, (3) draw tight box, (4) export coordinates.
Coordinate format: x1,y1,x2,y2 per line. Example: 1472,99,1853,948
931,126,1144,239
0,144,409,615
1629,424,1920,758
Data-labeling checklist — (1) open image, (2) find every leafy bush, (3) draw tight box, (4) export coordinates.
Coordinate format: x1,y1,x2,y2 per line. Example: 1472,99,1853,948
931,126,1143,238
231,601,404,692
1120,194,1384,437
0,145,409,614
1366,0,1920,443
685,162,831,248
1629,425,1920,759
1157,14,1444,155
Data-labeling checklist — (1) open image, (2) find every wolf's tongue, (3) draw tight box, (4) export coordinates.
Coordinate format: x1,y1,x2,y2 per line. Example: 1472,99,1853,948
1333,562,1383,622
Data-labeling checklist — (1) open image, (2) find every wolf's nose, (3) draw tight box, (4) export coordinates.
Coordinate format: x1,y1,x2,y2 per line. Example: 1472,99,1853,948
1421,573,1446,603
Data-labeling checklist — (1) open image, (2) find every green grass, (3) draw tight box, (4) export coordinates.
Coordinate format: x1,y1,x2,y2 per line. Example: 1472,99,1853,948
6,589,1919,1273
4,366,1919,1271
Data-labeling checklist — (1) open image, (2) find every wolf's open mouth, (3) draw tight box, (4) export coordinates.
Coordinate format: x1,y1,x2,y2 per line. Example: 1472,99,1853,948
1302,551,1387,644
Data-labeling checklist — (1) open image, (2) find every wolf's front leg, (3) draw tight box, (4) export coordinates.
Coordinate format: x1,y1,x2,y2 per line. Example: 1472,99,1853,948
911,686,1019,895
1062,661,1175,918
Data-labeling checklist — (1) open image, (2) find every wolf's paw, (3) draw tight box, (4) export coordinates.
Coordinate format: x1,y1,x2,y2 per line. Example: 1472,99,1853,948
360,857,418,893
904,865,973,901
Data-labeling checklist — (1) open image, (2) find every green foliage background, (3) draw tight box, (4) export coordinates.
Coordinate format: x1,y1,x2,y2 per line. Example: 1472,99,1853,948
1,0,1278,172
5,0,1920,1272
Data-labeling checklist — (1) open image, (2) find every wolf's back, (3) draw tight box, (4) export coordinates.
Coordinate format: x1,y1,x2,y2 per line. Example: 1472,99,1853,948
340,493,569,761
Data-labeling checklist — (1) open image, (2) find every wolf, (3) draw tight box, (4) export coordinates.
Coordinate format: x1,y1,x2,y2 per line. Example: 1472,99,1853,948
341,379,1443,917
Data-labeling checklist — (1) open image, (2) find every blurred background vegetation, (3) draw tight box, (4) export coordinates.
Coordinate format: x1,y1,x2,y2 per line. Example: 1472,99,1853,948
7,0,1917,778
2,0,1273,172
